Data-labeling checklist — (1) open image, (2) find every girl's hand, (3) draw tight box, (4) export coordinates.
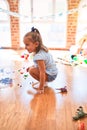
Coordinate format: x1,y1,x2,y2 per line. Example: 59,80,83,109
37,88,44,94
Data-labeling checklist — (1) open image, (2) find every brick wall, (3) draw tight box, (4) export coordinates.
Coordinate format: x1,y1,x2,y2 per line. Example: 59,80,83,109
7,0,80,50
66,0,80,49
8,0,20,49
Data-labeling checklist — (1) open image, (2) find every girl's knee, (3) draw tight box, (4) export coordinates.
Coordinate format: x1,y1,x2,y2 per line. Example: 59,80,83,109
29,67,39,75
29,67,34,75
29,67,40,80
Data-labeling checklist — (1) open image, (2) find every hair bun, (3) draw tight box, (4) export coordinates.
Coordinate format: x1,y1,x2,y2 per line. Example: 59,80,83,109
31,27,35,32
31,27,40,34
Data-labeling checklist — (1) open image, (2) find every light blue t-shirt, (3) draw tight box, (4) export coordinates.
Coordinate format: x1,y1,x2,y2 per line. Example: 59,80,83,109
33,50,58,76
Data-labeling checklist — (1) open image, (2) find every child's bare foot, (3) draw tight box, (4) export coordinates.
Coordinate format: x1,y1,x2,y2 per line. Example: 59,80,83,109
32,82,48,89
32,82,39,89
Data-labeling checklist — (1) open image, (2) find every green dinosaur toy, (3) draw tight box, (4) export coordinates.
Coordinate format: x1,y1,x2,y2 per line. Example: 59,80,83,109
73,106,87,121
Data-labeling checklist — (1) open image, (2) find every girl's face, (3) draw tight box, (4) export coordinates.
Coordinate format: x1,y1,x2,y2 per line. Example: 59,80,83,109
24,37,38,53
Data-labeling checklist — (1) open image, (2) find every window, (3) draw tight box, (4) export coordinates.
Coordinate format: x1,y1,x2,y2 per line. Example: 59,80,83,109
19,0,67,48
76,0,87,43
0,0,11,47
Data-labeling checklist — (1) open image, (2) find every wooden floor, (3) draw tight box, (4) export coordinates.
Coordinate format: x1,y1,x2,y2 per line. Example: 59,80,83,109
0,49,87,130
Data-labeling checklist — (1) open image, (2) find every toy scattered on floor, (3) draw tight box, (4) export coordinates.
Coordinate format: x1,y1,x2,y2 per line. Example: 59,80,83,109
71,54,77,60
56,86,67,93
0,68,4,73
23,74,28,79
18,67,29,79
56,52,87,66
17,81,34,88
21,52,29,60
84,59,87,64
26,67,29,72
30,81,34,85
77,120,85,130
18,67,25,74
21,51,33,61
56,57,72,66
73,106,87,121
0,78,12,85
71,54,87,64
17,83,22,87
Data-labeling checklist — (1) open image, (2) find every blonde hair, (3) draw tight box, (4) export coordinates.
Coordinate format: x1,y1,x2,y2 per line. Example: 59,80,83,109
24,27,48,53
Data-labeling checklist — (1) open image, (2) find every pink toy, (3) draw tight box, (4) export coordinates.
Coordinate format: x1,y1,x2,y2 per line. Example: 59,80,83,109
21,53,29,60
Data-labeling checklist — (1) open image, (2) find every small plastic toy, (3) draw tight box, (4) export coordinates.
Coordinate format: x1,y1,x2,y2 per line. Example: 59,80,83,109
84,59,87,64
71,54,77,60
56,86,67,92
23,74,28,79
0,78,12,84
73,106,87,121
17,83,22,87
78,120,85,130
21,53,29,60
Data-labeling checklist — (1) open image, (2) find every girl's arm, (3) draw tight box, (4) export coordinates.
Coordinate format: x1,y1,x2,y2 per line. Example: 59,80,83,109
37,60,46,90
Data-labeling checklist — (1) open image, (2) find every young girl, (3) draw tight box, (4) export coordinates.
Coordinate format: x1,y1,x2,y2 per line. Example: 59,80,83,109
23,27,58,94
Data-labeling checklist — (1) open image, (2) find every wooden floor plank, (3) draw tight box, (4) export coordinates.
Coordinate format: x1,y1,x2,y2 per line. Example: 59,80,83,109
0,49,87,130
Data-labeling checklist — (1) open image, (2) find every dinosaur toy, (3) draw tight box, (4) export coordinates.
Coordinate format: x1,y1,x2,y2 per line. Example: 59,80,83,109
73,106,87,121
56,86,67,92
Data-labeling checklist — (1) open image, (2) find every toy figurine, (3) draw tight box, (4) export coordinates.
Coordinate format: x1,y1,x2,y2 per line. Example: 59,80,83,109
73,106,87,121
56,86,67,92
71,54,77,60
21,53,29,60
